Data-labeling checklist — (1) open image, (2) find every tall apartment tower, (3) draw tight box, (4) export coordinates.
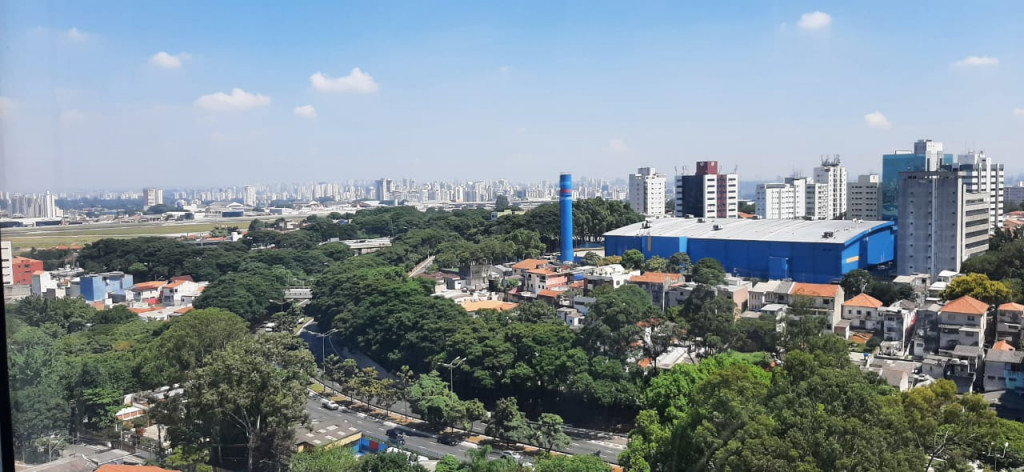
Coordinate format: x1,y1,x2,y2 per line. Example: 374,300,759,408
375,178,393,201
628,167,667,217
243,186,257,207
675,161,738,218
882,139,953,221
897,171,988,279
957,151,1004,234
1,240,12,287
813,157,847,219
143,188,164,209
846,174,881,220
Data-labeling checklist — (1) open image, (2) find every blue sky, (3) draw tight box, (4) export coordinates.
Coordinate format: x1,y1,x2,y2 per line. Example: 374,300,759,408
1,1,1022,192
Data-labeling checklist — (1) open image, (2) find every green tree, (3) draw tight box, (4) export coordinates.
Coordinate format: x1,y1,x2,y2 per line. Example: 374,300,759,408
248,219,266,232
485,397,529,447
738,201,756,214
621,250,645,271
940,273,1013,305
530,413,571,452
903,380,998,471
288,443,357,472
535,454,612,472
691,257,726,285
166,333,316,472
355,453,427,472
580,284,658,360
840,269,872,298
581,252,603,266
515,301,557,323
495,195,511,212
667,252,691,274
142,308,248,385
642,256,668,273
407,371,461,431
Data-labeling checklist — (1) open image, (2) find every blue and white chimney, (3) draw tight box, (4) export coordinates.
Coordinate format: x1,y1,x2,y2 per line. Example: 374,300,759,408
559,173,574,264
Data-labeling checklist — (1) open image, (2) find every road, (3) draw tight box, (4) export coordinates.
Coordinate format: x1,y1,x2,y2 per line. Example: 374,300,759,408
300,327,627,464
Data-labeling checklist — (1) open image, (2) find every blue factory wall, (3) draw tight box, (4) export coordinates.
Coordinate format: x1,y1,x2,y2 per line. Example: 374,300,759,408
603,223,896,284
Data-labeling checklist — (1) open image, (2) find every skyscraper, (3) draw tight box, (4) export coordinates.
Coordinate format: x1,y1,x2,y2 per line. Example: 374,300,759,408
813,157,847,219
675,161,738,218
628,167,667,217
846,174,881,220
243,186,257,207
375,178,393,201
143,188,164,209
897,170,988,279
957,151,1004,234
881,139,953,221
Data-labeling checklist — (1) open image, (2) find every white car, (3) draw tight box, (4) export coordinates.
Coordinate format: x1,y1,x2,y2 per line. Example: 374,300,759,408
321,400,340,410
500,451,524,463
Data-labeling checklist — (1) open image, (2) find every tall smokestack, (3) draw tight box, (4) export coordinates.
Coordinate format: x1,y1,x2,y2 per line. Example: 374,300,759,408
560,173,573,264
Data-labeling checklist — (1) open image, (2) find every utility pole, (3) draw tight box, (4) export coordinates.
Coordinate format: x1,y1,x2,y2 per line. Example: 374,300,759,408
317,329,339,381
437,356,465,433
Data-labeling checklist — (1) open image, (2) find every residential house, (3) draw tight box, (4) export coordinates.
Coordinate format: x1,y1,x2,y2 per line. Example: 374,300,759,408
984,341,1024,392
927,270,961,302
80,271,134,303
511,258,551,277
583,264,635,293
524,268,568,293
748,280,785,312
130,280,167,303
996,303,1024,346
557,307,585,328
842,293,885,331
10,256,44,285
893,273,930,302
629,272,684,310
160,280,203,306
880,300,917,355
789,283,844,330
921,345,985,394
938,295,989,353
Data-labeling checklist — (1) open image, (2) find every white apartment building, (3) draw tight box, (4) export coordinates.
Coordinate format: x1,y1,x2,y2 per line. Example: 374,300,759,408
847,174,881,220
1,241,12,286
243,185,257,207
957,151,1004,234
143,188,164,209
628,167,667,217
756,183,799,219
814,158,847,220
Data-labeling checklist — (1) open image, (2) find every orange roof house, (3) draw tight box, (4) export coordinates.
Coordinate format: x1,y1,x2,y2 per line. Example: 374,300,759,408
512,259,550,271
843,293,884,309
131,281,167,291
940,295,990,316
791,282,842,298
629,272,683,284
459,300,519,312
993,340,1016,351
999,302,1024,312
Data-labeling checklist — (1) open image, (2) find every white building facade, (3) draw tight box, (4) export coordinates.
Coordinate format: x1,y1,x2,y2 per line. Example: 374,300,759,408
628,167,667,217
957,151,1004,234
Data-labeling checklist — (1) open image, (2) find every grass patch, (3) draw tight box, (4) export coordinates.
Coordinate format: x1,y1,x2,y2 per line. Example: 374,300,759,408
4,222,225,251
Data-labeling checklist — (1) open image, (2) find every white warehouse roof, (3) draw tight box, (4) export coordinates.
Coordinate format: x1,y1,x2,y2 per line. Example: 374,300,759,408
604,217,892,244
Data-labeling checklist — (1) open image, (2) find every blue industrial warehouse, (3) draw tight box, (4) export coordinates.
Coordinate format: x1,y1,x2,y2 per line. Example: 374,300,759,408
603,218,896,284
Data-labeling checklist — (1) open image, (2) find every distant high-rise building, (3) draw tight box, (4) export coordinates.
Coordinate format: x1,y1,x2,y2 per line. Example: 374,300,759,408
143,188,164,209
1,240,12,287
897,170,988,279
756,182,800,219
1006,182,1024,208
846,174,881,220
628,167,667,217
813,157,847,219
375,178,393,201
882,139,953,221
243,186,257,207
675,161,738,218
956,151,1004,234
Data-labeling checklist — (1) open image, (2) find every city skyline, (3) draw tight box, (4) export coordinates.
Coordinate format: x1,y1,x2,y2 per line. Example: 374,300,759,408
2,1,1023,193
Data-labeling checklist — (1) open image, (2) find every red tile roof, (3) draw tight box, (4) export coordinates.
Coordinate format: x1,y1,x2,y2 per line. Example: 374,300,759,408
129,307,160,314
132,281,167,291
999,302,1024,312
538,289,564,298
164,280,187,289
940,295,989,316
174,306,194,314
637,358,652,368
512,258,549,270
791,282,841,298
993,340,1016,351
170,275,194,282
528,268,559,276
630,272,683,284
459,300,519,312
843,293,884,309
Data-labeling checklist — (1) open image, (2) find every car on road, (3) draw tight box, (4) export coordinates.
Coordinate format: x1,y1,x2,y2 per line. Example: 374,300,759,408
500,451,525,464
437,434,460,446
321,400,339,410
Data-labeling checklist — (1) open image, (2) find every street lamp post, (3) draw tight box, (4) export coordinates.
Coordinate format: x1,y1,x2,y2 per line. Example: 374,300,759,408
437,356,465,434
318,329,339,379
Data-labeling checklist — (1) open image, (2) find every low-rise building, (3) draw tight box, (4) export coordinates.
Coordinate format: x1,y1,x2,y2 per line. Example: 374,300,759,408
583,264,635,293
842,293,885,331
511,258,551,277
996,303,1024,347
629,272,684,310
881,300,917,352
10,256,43,285
80,271,134,303
160,280,204,306
746,280,844,330
938,295,989,353
984,341,1024,392
557,307,585,327
130,280,168,302
524,268,568,293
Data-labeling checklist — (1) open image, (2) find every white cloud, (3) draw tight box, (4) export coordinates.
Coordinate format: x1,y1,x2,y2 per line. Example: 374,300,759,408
194,88,271,112
310,68,379,94
0,97,13,119
1015,108,1024,116
60,109,87,127
65,27,92,42
797,11,831,31
293,105,317,119
864,111,891,129
953,56,999,67
149,51,191,69
609,138,630,152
